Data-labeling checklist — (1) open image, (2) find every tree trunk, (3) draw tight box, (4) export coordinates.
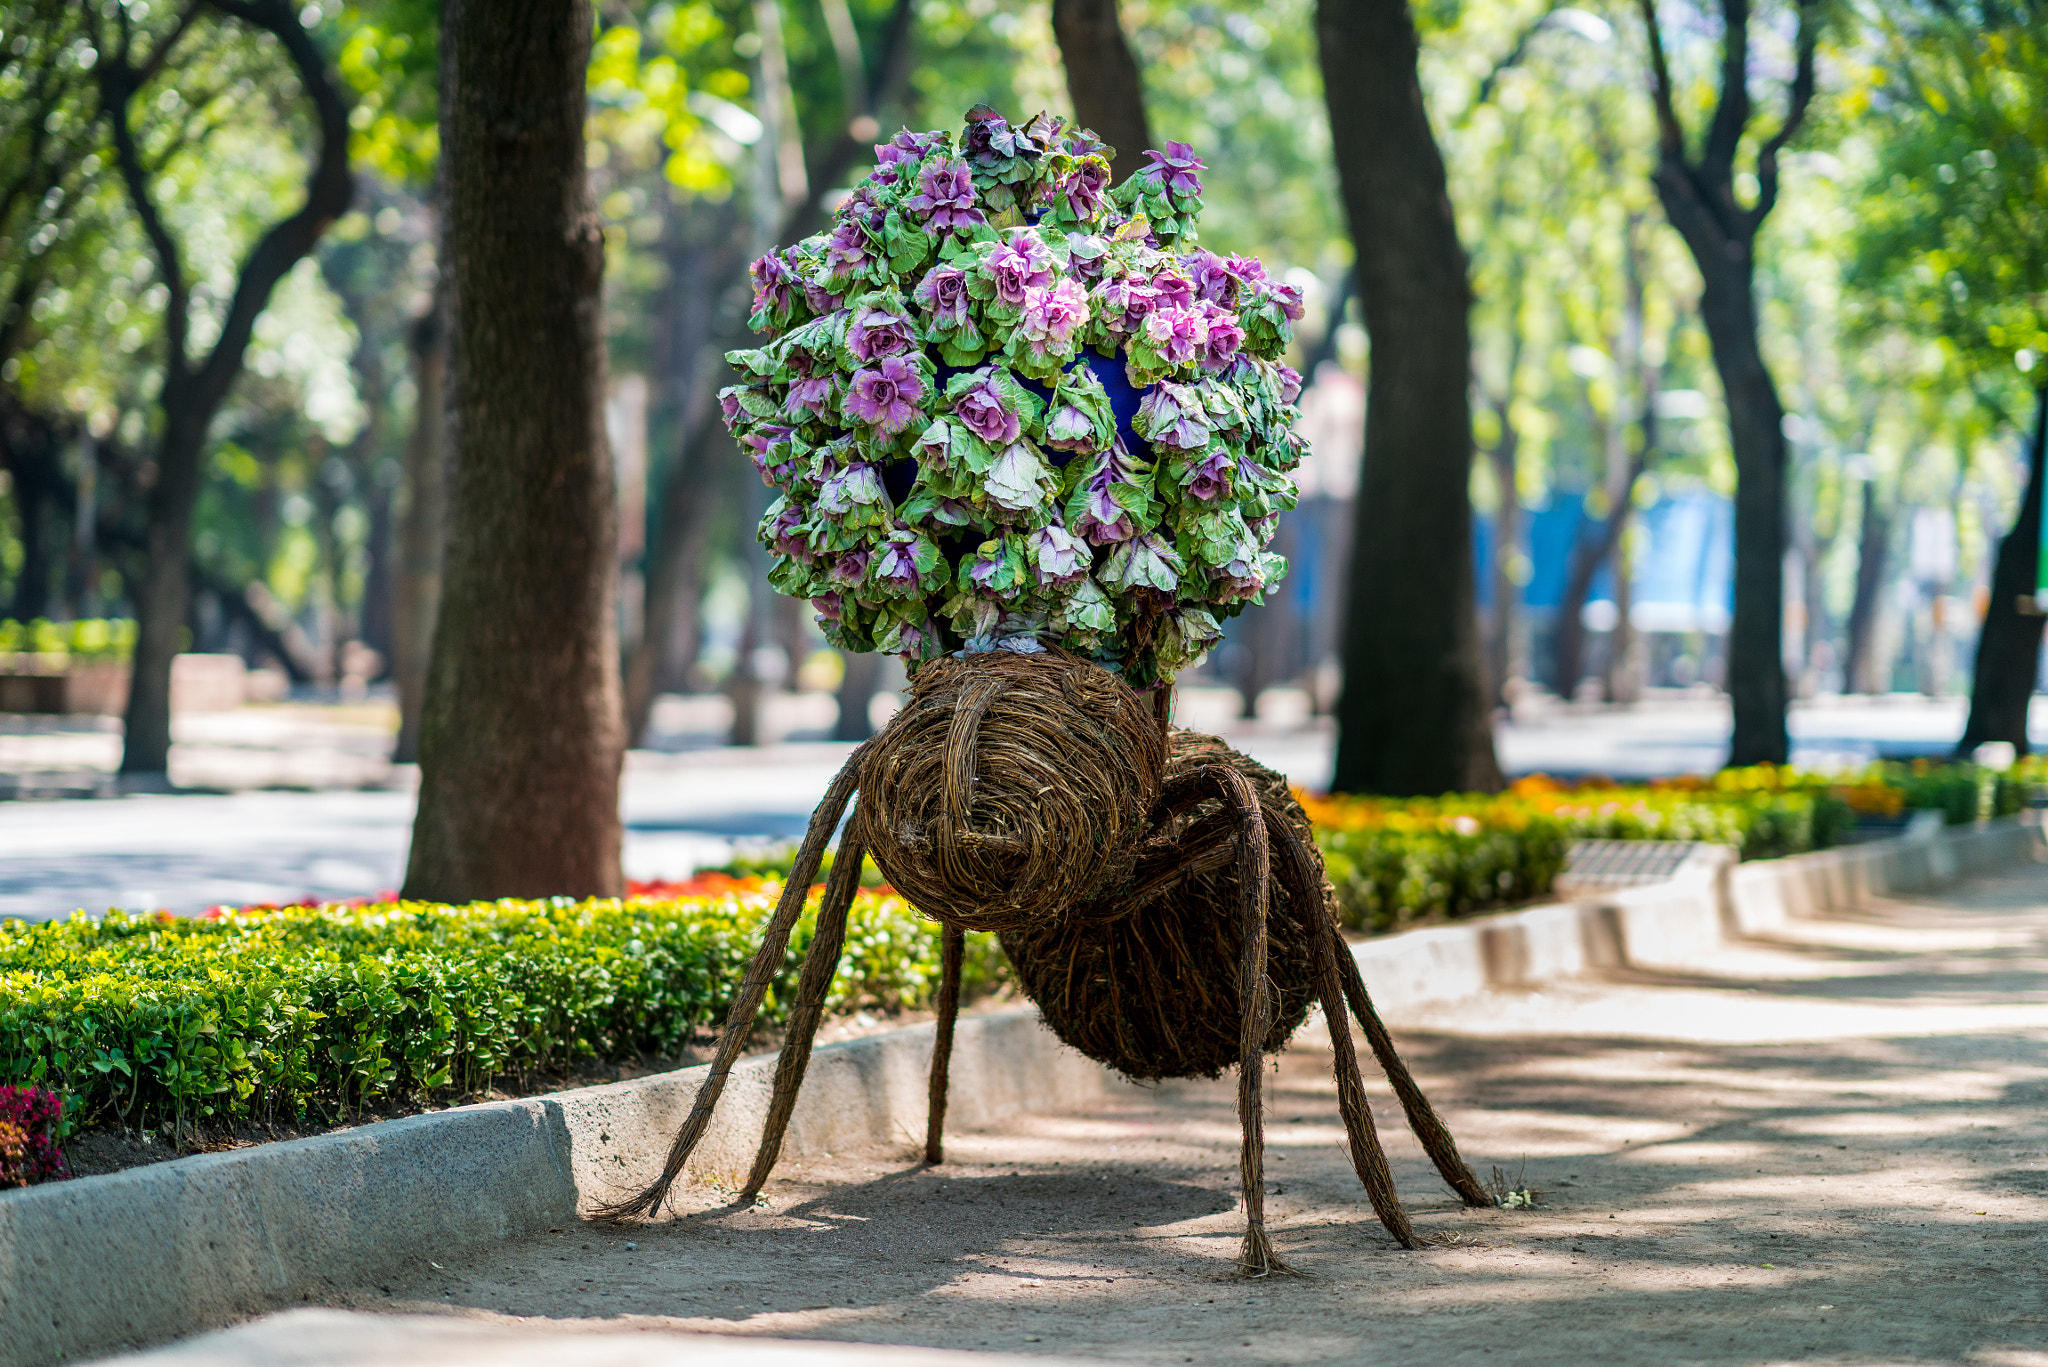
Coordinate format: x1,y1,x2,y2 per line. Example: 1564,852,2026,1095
352,346,396,673
403,0,623,901
624,403,733,742
359,473,396,671
1233,595,1276,720
1635,0,1815,765
1843,476,1889,694
392,299,447,763
623,197,745,744
621,209,759,746
1605,539,1640,703
833,648,881,741
728,584,764,748
1693,263,1789,763
13,474,49,619
1485,420,1521,707
1792,516,1829,696
1954,384,2048,757
1319,0,1501,796
1552,458,1649,699
1551,526,1597,700
1051,0,1153,183
120,404,208,782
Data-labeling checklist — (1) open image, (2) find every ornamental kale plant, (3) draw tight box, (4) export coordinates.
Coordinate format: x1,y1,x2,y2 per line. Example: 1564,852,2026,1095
0,1085,68,1186
725,106,1308,689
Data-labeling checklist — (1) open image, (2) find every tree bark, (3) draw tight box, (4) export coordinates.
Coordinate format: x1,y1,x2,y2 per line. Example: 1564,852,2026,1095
349,325,396,674
1842,476,1889,693
1552,499,1618,699
1790,501,1830,696
1552,448,1653,698
1693,266,1788,761
0,395,66,620
1635,0,1815,766
1475,249,1526,711
1485,427,1521,705
1051,0,1153,183
121,405,207,776
403,0,623,901
1319,0,1501,796
622,196,745,744
1954,385,2048,757
833,648,881,741
107,0,353,781
392,297,447,763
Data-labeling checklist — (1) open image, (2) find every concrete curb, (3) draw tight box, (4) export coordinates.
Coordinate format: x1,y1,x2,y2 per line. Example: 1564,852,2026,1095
5,1010,1122,1367
7,817,2039,1366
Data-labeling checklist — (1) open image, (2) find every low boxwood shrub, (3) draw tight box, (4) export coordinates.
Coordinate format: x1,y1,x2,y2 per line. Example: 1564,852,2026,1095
0,881,1006,1142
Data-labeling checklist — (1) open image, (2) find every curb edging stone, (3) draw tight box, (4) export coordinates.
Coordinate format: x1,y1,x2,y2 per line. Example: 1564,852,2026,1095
5,815,2038,1366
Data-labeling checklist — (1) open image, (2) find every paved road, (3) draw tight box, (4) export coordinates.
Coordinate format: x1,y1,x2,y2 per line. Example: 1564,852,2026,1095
0,693,1326,920
3,690,2036,920
97,863,2048,1365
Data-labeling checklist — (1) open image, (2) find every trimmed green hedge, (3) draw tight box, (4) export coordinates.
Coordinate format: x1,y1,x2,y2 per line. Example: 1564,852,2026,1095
1,885,1003,1139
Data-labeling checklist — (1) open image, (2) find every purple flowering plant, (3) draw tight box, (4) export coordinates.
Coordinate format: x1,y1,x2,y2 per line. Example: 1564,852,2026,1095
721,108,1306,687
0,1085,69,1187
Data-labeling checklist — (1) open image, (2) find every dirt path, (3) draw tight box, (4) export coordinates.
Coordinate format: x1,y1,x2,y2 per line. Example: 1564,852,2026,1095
198,866,2048,1364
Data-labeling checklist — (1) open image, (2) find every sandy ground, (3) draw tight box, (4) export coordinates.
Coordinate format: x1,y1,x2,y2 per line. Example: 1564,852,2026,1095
130,865,2048,1366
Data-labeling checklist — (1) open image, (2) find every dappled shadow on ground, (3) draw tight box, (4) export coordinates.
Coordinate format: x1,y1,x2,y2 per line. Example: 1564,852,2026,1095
348,865,2048,1365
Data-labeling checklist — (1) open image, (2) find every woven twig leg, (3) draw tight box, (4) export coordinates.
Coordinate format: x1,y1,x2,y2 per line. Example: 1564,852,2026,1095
1210,765,1293,1279
1312,916,1418,1248
594,744,868,1222
1335,943,1493,1208
924,923,964,1164
740,827,868,1200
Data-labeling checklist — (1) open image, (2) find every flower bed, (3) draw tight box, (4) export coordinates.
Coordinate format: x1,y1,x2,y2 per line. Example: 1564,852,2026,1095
1300,775,1853,932
1301,761,2029,931
0,880,1004,1152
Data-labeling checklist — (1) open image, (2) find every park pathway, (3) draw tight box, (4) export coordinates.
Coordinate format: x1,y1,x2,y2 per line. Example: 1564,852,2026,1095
112,864,2048,1366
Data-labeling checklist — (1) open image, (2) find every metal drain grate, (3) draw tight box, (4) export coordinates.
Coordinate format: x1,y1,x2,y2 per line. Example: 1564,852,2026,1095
1555,839,1713,897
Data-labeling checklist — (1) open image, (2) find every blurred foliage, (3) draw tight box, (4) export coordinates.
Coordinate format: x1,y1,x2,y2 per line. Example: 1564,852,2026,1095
0,617,135,663
333,0,439,186
1847,0,2048,410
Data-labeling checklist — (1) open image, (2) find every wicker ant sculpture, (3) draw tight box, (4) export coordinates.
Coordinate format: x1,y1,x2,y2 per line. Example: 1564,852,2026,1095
601,649,1493,1275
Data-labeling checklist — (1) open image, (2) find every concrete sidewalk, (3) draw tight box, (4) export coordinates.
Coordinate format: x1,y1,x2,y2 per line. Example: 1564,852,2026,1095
103,1311,1095,1367
93,858,2048,1367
